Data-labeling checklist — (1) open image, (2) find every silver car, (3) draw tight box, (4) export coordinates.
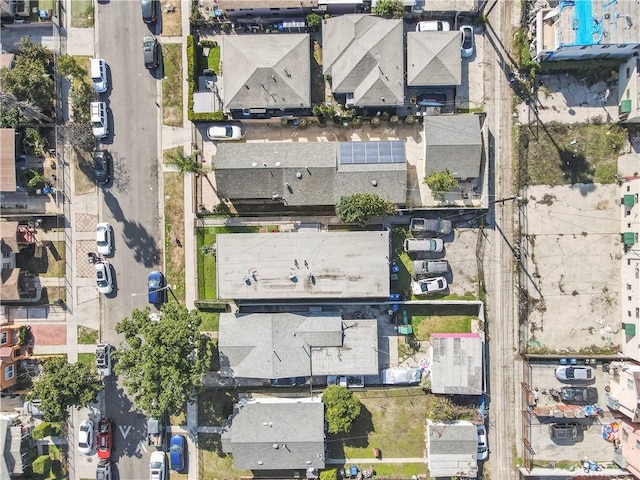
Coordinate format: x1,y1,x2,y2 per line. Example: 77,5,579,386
96,222,112,256
555,366,594,381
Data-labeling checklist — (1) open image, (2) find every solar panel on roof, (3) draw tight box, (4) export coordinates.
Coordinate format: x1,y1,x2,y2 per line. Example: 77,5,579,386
339,141,405,165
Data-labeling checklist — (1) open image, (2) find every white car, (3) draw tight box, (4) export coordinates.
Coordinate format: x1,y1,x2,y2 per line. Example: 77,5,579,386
149,451,166,480
78,419,94,455
460,25,475,58
477,425,488,461
96,222,112,256
207,124,243,141
411,277,448,296
416,20,450,32
95,261,113,295
90,101,109,139
555,366,595,381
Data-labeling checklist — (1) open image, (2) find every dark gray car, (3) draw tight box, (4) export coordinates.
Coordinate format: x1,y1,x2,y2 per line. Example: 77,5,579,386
143,36,159,69
410,218,453,237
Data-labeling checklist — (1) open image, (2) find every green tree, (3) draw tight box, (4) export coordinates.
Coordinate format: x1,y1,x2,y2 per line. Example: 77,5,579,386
424,170,459,202
30,357,102,422
27,169,50,188
23,128,49,157
306,12,323,30
0,38,54,118
372,0,405,18
114,304,213,418
166,148,205,176
335,193,396,224
322,385,362,434
56,54,87,80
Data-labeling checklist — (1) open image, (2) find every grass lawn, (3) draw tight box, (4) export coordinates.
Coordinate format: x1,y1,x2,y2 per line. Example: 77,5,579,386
208,46,221,73
77,326,98,345
198,311,220,332
518,123,626,185
161,44,183,127
76,353,94,370
70,0,94,27
163,170,185,303
197,226,260,300
198,433,251,480
326,389,427,460
411,315,473,342
39,0,55,11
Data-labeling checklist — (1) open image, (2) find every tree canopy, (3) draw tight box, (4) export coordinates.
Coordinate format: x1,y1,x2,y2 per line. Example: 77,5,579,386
322,385,362,434
423,170,459,202
115,304,213,418
30,357,102,422
372,0,406,18
335,193,396,224
166,147,205,176
0,37,55,119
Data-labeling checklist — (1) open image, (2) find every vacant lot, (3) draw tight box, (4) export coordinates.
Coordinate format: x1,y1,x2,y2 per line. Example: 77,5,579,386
161,43,183,127
518,123,626,186
160,0,182,36
163,170,185,303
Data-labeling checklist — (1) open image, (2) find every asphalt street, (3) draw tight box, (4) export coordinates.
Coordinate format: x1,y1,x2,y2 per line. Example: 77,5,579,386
95,2,163,479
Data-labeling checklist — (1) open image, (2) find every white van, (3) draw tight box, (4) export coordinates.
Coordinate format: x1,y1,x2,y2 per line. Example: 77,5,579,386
90,102,109,139
90,59,108,94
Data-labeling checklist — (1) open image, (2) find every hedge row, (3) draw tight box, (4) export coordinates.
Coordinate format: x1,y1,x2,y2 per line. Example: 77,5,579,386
187,35,225,123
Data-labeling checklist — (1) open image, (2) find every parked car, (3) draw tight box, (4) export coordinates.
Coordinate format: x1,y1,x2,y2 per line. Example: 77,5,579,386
404,238,444,254
147,271,167,304
149,451,166,480
95,261,113,295
416,20,450,32
96,222,112,256
93,149,111,185
169,435,185,472
327,375,365,388
555,366,595,382
477,425,488,461
413,260,449,277
96,343,112,378
207,124,243,141
549,422,584,441
560,387,598,404
78,419,94,455
411,277,448,296
90,101,109,139
270,377,306,387
460,25,475,58
96,459,111,480
96,418,113,460
141,0,158,24
90,58,108,94
410,218,453,236
416,92,447,107
143,36,159,69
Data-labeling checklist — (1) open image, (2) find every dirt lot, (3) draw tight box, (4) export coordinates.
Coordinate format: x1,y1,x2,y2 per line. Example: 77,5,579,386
522,184,621,353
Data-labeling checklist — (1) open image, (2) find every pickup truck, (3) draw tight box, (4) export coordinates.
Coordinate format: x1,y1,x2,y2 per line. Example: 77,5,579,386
147,417,165,448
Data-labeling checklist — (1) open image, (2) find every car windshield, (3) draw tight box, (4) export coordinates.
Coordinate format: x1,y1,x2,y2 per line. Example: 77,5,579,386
97,270,107,287
171,445,181,453
79,440,89,448
92,120,103,128
225,126,233,137
463,32,472,48
149,278,160,288
566,368,576,378
429,240,437,250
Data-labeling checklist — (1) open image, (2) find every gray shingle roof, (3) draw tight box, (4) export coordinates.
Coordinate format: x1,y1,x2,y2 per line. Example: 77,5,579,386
430,334,483,395
223,400,325,470
407,32,462,86
427,422,478,477
423,115,483,180
212,142,407,206
218,313,379,378
322,15,404,106
222,34,310,110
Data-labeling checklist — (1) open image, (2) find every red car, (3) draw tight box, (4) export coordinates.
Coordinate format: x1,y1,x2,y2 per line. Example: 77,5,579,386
97,418,113,460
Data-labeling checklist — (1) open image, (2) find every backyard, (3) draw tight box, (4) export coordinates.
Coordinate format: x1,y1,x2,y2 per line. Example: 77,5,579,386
16,241,66,278
518,123,626,186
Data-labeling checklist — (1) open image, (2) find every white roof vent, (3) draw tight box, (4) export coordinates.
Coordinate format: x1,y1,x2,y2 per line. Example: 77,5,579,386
371,180,378,186
252,162,258,167
296,172,303,179
275,161,282,167
272,444,279,449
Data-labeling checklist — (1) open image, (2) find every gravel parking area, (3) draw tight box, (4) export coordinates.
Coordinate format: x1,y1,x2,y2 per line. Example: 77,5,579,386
527,362,616,464
522,184,621,352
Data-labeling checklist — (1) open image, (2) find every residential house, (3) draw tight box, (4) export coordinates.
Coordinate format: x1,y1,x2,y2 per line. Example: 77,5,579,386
426,421,478,478
618,56,640,123
430,333,483,395
407,31,462,87
218,313,379,379
620,177,640,359
534,0,640,62
0,322,30,392
215,230,390,301
615,419,640,478
222,34,310,118
423,115,486,200
0,417,28,478
211,141,407,208
0,222,39,303
322,15,404,108
221,398,325,472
